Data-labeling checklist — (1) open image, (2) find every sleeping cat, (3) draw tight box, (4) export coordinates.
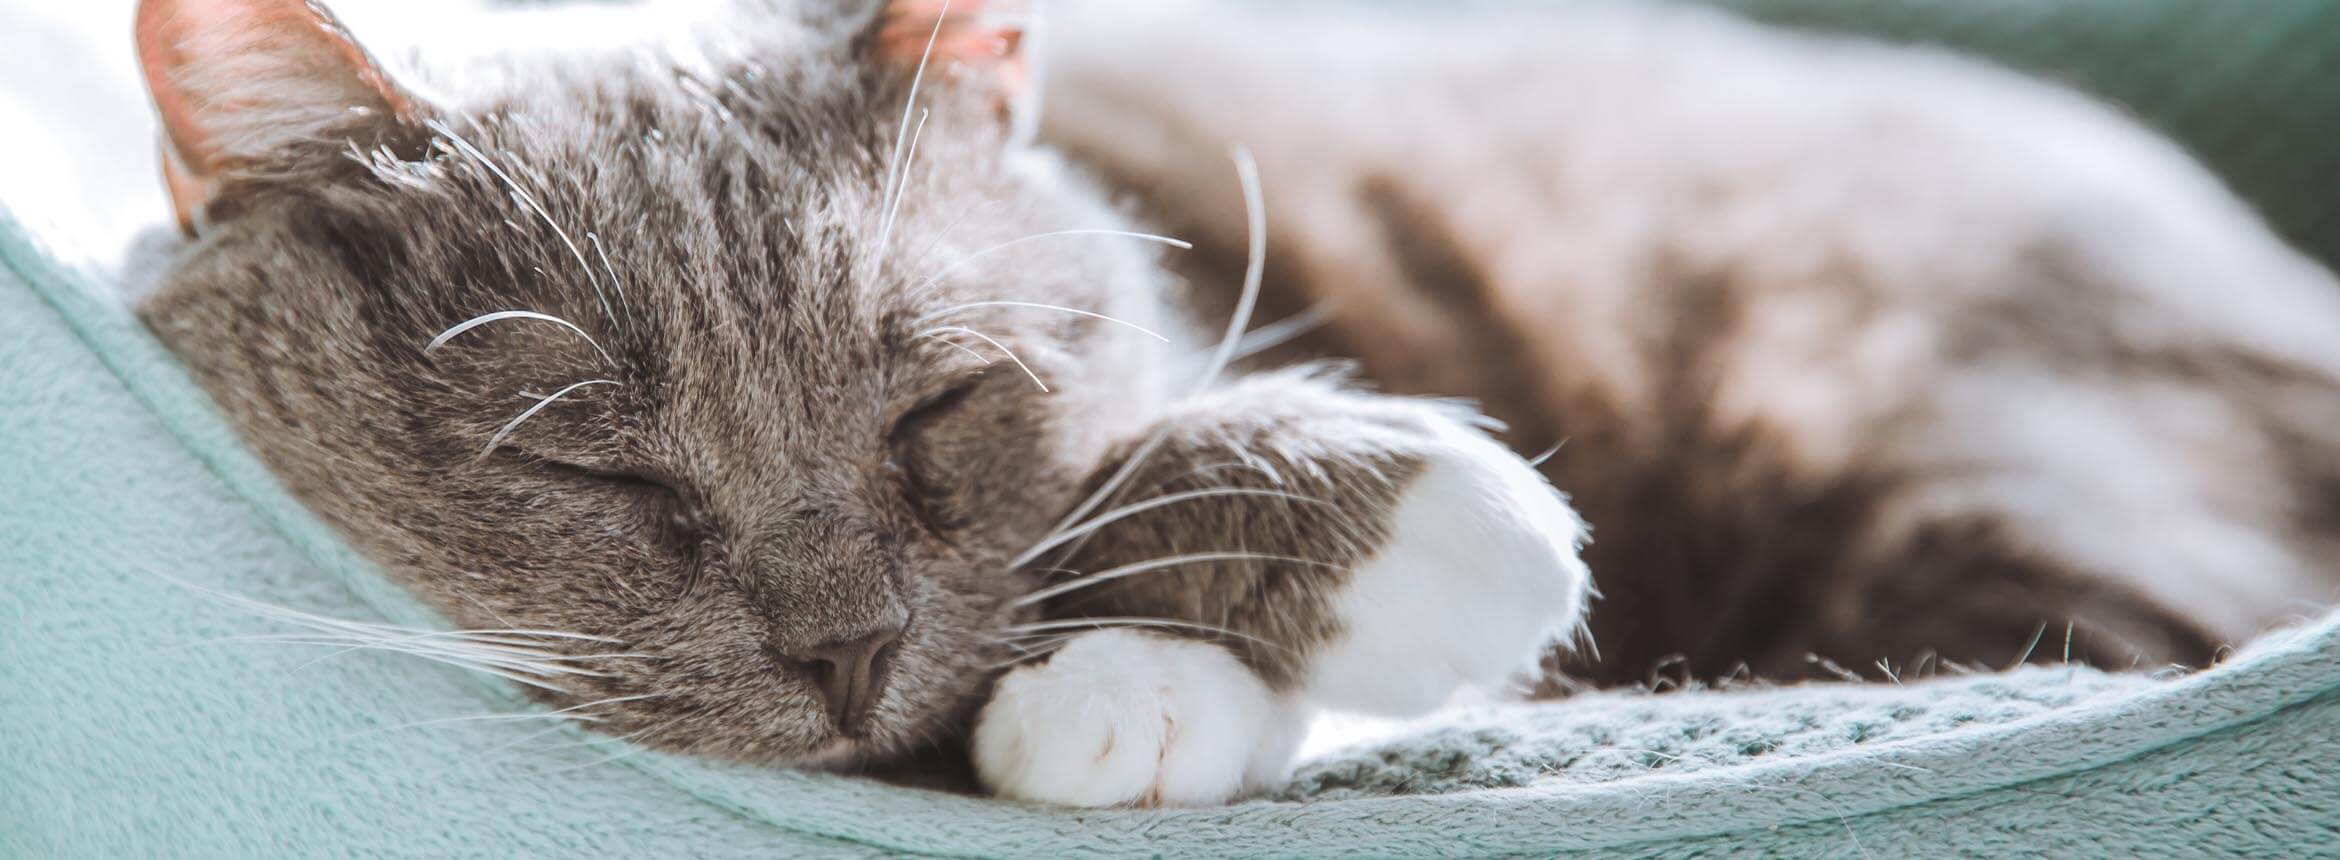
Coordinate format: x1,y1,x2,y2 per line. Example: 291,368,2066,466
127,0,2340,809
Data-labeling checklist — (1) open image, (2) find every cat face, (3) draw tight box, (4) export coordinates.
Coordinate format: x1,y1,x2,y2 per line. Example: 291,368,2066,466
135,0,1174,764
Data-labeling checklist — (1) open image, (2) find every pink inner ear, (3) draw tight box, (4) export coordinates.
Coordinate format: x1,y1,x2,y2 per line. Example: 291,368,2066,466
879,0,1028,82
135,0,418,176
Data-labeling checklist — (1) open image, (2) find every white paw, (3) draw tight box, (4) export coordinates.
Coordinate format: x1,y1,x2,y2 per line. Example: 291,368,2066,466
1301,419,1591,716
973,629,1307,807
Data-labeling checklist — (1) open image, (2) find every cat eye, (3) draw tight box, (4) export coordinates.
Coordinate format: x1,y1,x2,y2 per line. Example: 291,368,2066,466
500,447,685,504
887,379,985,533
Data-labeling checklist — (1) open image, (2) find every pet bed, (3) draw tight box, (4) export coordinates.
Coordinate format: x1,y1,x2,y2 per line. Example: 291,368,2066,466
7,198,2340,856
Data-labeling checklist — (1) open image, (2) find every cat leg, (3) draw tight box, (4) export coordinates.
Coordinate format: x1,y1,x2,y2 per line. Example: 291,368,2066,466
973,367,1590,805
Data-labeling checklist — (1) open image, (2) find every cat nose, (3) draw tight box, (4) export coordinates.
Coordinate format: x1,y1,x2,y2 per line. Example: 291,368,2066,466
777,624,903,735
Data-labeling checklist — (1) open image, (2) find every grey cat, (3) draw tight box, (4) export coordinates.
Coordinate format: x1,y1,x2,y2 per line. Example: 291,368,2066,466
129,0,2340,808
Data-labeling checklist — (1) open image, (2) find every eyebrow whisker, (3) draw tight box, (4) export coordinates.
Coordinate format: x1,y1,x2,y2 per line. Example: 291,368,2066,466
428,310,614,365
875,0,950,258
428,119,614,323
917,230,1194,290
585,232,630,314
1189,145,1267,397
875,107,930,256
927,337,995,365
479,379,620,459
916,300,1171,342
920,327,1046,392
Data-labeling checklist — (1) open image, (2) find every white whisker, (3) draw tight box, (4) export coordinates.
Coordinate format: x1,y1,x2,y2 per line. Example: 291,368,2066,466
427,310,613,365
876,0,949,254
528,740,654,776
428,119,612,323
151,572,636,696
481,379,619,458
918,230,1193,290
920,327,1046,391
929,337,994,364
1527,440,1567,468
875,108,930,255
348,694,664,739
916,300,1171,342
1229,303,1330,360
252,633,625,681
1014,552,1335,608
1191,144,1267,396
1000,617,1288,653
1033,430,1169,563
1012,487,1324,568
1019,151,1269,563
586,232,630,313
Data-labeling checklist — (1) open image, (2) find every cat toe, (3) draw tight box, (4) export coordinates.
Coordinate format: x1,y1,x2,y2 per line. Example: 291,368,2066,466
1301,418,1592,716
973,629,1304,807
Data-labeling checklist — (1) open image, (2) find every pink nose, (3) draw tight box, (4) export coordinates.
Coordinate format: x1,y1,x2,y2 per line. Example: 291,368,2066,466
777,626,903,735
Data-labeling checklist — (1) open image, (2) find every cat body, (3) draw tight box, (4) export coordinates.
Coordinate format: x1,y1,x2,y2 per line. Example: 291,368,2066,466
127,0,2340,809
1041,0,2340,686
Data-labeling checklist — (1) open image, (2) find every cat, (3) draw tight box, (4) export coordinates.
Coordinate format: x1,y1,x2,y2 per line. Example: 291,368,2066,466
128,0,1587,807
124,0,2340,810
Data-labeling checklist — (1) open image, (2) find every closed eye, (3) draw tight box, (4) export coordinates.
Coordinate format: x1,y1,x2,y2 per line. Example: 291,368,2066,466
888,378,985,533
889,378,982,444
498,446,682,500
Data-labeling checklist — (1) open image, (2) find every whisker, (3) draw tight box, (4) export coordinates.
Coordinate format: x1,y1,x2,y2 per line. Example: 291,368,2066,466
1037,430,1169,559
1229,303,1329,360
1190,144,1268,397
1526,440,1568,468
879,0,950,249
917,230,1193,290
1012,487,1325,568
1021,151,1270,563
986,632,1079,670
218,628,642,655
150,572,628,696
875,107,930,255
253,634,623,681
427,119,612,322
916,300,1170,342
426,310,613,366
532,743,654,776
928,337,994,365
585,232,630,313
999,617,1289,654
1014,552,1335,608
160,572,624,646
349,693,665,739
919,327,1046,391
480,379,620,458
911,200,1000,270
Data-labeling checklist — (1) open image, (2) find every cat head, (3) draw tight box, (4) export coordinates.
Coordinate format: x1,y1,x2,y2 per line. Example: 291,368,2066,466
134,0,1177,765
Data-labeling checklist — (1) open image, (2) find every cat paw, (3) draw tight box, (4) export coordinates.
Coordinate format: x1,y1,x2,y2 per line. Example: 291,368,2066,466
972,629,1305,807
1302,417,1591,716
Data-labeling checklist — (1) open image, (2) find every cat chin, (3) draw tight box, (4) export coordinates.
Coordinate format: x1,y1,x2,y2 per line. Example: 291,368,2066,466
793,737,868,770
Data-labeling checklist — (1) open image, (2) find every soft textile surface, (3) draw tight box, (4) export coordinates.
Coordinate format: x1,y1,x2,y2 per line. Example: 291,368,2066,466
7,209,2340,857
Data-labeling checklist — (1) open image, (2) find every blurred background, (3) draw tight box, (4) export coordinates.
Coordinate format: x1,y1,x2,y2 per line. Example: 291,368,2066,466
4,0,2336,272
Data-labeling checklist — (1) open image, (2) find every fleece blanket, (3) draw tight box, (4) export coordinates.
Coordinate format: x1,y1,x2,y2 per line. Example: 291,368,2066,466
7,202,2340,857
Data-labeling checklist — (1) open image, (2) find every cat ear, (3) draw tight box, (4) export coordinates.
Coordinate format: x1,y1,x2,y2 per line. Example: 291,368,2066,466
873,0,1038,140
135,0,431,234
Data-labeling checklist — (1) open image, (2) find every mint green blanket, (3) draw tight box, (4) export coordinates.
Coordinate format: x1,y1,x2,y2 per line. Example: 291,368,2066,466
5,209,2338,856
